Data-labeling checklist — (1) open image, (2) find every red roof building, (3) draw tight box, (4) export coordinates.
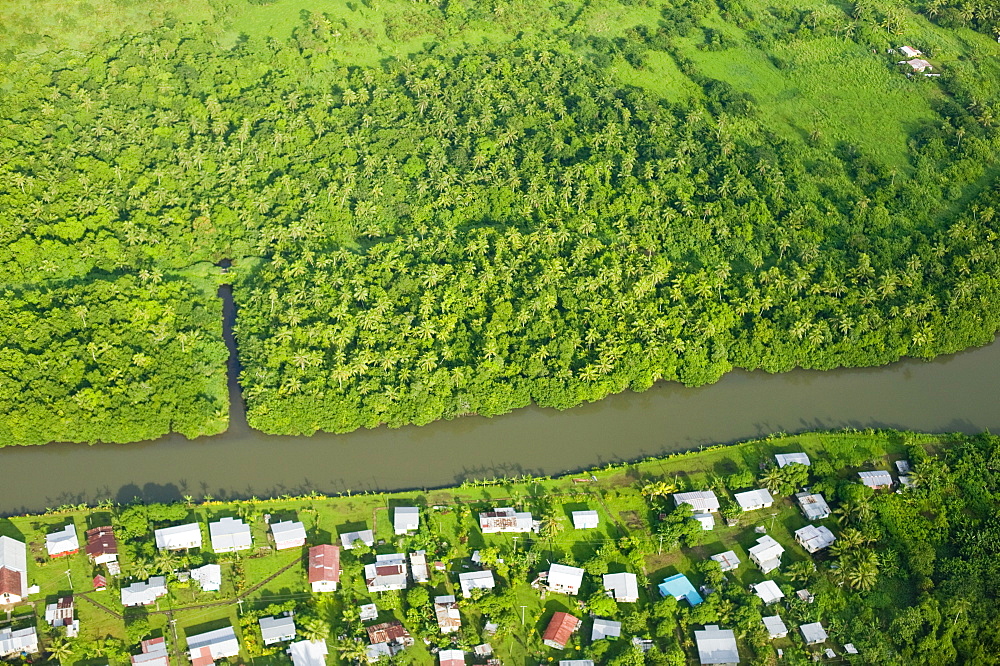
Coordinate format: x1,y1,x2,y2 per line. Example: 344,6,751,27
93,575,107,591
0,567,23,600
542,612,581,649
308,545,341,593
366,621,413,647
190,646,214,666
86,526,119,565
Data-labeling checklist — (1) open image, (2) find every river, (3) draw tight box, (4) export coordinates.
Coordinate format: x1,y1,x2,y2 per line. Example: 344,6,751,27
1,283,999,515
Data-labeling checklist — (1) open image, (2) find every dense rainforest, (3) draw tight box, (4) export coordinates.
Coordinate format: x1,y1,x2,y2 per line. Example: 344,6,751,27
1,0,999,441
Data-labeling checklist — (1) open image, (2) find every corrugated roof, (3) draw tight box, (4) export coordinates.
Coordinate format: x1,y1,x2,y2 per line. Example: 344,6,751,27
542,612,580,648
308,545,340,583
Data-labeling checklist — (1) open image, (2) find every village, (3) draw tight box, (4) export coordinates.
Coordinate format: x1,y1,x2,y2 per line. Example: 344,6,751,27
0,432,923,665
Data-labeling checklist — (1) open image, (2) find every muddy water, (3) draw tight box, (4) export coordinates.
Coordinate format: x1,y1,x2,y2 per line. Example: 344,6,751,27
1,284,998,514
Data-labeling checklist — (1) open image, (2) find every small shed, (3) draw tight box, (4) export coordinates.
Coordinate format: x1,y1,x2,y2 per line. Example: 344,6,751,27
762,615,788,639
800,622,828,645
710,551,740,572
571,510,600,530
394,507,420,535
752,580,785,605
359,603,378,621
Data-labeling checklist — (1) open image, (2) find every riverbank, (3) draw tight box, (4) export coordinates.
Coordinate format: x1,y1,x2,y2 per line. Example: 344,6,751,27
0,428,975,665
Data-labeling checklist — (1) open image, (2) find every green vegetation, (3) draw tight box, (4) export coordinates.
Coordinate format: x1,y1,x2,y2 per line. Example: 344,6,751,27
5,429,1000,664
2,0,1000,443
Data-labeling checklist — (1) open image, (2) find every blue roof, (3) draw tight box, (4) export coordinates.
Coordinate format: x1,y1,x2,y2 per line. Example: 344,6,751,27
657,574,703,606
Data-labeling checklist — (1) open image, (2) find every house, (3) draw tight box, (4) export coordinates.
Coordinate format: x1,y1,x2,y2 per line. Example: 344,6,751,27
592,618,622,641
121,577,168,607
899,45,922,57
209,517,252,553
603,572,639,602
359,603,379,621
800,622,828,645
0,627,38,657
187,626,240,666
752,580,785,605
270,521,307,550
734,489,774,512
394,507,420,535
658,574,703,606
410,551,429,583
473,644,493,657
45,596,74,628
131,637,170,666
693,513,715,530
899,475,915,489
795,525,836,553
339,529,375,550
479,508,533,533
366,620,413,648
896,460,911,474
762,615,788,639
459,570,495,598
859,471,893,489
673,491,720,512
710,551,740,572
191,564,222,592
86,526,118,565
439,649,466,666
797,589,815,603
93,575,107,591
775,453,810,468
154,524,202,551
366,642,398,662
571,510,599,529
364,553,408,592
548,563,584,595
542,612,581,649
748,535,784,573
46,524,80,558
434,595,461,633
288,640,328,666
901,58,932,72
844,644,859,655
694,625,739,666
795,492,831,521
0,535,28,604
308,545,341,592
260,615,296,645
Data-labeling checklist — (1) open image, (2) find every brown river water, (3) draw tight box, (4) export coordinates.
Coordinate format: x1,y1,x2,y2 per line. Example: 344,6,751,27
1,284,998,515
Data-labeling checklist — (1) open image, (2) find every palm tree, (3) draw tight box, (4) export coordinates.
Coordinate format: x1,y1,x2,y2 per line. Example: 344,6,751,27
841,550,879,591
47,638,77,665
300,617,330,642
830,527,867,557
787,560,815,585
132,558,153,579
154,550,180,575
335,639,369,665
759,467,784,494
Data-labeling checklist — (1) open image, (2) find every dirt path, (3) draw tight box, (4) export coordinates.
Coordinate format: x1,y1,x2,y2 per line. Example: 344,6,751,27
77,592,123,620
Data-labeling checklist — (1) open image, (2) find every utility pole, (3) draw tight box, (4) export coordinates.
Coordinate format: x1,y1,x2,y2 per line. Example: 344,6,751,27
520,605,527,626
65,569,73,591
658,534,664,556
237,598,244,616
512,536,519,551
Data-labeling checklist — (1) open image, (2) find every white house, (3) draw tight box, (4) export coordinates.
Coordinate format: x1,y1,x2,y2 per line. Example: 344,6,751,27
439,649,466,666
364,554,408,592
131,637,170,666
339,529,375,550
359,603,379,621
46,524,80,558
260,615,296,645
308,545,340,592
0,627,38,657
795,525,836,553
673,491,720,512
571,510,599,530
479,508,533,533
121,577,168,607
592,618,622,641
795,492,831,521
603,572,639,602
0,536,28,605
710,551,740,572
409,551,429,583
187,626,240,665
800,622,828,645
288,640,328,666
191,564,222,592
548,563,584,596
859,471,893,489
762,615,788,639
694,625,739,666
775,453,810,468
434,595,462,633
899,45,922,57
394,507,420,535
154,524,202,551
459,570,495,598
734,489,774,512
748,535,784,573
693,513,715,530
209,517,252,553
901,58,932,72
752,580,785,605
44,597,74,629
270,521,307,550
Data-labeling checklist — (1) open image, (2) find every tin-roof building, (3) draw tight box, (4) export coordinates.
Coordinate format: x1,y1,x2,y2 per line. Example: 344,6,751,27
479,508,533,533
775,453,810,468
270,521,307,550
121,577,168,607
591,618,621,641
154,524,202,551
46,524,80,558
734,489,774,512
364,554,408,592
693,513,715,530
859,471,893,489
0,627,38,657
409,551,429,583
191,564,222,592
694,625,739,665
673,491,720,513
748,535,784,573
603,572,639,602
186,626,240,666
0,536,28,605
86,526,119,565
762,615,787,639
439,649,466,666
260,615,296,645
434,595,461,633
710,551,740,572
209,517,252,553
658,574,703,606
131,637,170,666
752,580,785,605
795,492,831,521
542,612,580,649
548,563,584,596
795,525,836,553
459,570,495,598
394,507,420,535
571,510,599,530
800,622,828,645
308,545,341,592
288,640,327,666
339,529,375,550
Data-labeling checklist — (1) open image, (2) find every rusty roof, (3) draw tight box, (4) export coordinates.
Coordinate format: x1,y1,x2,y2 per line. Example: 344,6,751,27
308,545,341,583
542,612,580,648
